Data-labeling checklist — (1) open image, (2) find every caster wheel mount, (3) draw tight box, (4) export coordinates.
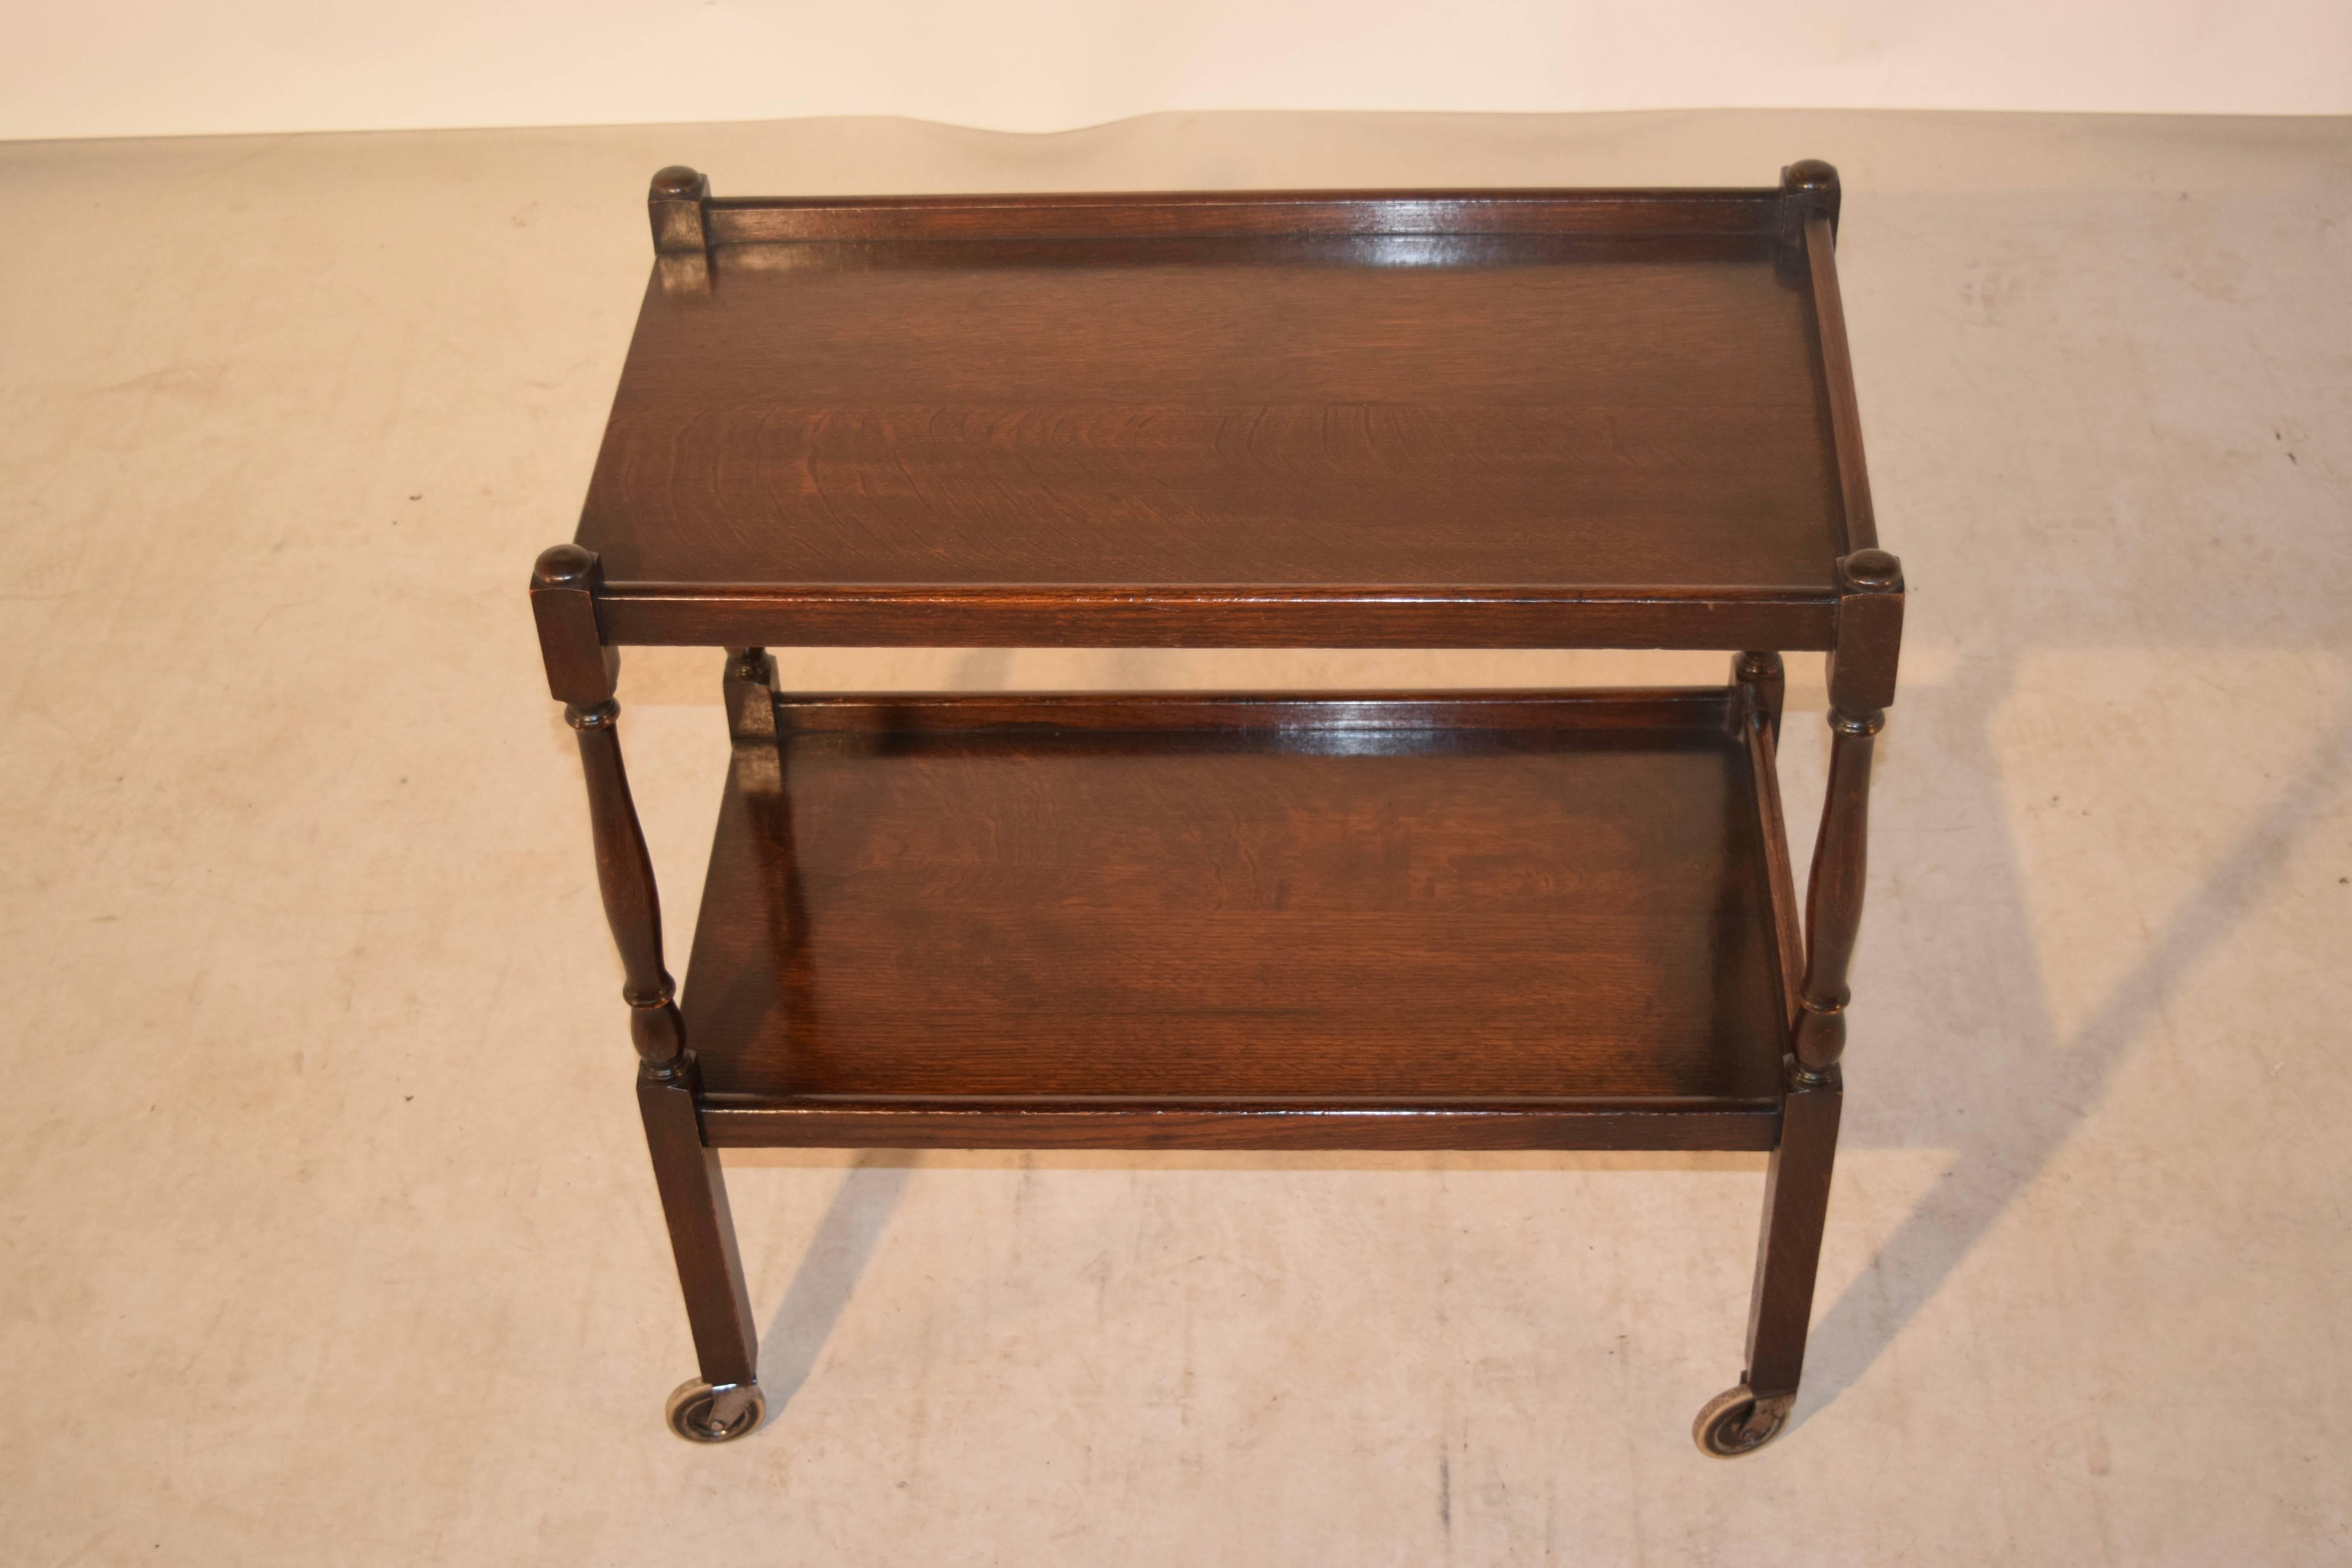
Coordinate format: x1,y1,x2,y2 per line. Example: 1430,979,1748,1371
1692,1384,1793,1458
665,1378,765,1443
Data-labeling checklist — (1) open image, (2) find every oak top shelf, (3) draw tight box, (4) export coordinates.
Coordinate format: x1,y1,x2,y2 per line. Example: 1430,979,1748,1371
571,173,1868,651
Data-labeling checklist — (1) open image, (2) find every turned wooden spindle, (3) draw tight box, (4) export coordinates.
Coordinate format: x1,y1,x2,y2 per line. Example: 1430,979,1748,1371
1793,548,1903,1077
1792,707,1881,1073
570,702,687,1071
531,543,686,1074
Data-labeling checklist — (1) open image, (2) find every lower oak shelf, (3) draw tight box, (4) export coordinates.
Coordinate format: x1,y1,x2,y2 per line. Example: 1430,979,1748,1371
680,687,1802,1151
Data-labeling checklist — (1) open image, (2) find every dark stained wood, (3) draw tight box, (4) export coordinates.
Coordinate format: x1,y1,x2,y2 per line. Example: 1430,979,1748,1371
721,646,777,744
528,544,618,706
1733,649,1786,742
1797,550,1901,1073
648,164,710,254
1777,159,1840,249
568,704,686,1070
1802,209,1876,556
760,685,1734,735
574,182,1851,651
1827,547,1905,713
638,1056,760,1390
530,163,1906,1448
677,689,1793,1145
701,1104,1776,1151
1742,1067,1841,1397
584,235,1836,591
1738,671,1806,1033
702,188,1783,244
595,585,1836,652
648,167,714,297
1794,707,1882,1073
532,544,686,1071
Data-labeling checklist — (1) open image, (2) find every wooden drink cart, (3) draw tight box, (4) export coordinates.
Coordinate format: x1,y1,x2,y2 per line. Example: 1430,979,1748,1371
530,159,1902,1456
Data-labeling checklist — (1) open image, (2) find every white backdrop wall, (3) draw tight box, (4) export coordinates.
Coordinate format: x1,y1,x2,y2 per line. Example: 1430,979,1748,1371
7,0,2349,141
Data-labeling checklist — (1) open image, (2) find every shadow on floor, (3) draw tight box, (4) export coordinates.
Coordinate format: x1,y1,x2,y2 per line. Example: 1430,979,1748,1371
738,653,2352,1435
1792,657,2352,1427
758,1154,917,1414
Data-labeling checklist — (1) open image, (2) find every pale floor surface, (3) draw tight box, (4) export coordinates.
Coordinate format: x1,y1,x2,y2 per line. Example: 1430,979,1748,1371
2,109,2349,1564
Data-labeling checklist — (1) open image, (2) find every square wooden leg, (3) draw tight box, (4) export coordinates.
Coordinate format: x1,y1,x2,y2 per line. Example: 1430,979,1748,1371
639,1057,763,1441
1696,1064,1841,1456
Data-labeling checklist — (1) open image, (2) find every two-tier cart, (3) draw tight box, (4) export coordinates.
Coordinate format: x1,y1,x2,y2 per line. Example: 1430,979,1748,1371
531,159,1903,1457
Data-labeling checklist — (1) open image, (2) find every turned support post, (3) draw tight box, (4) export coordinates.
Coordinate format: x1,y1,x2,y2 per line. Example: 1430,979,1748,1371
1793,548,1904,1078
1792,708,1881,1074
531,543,687,1076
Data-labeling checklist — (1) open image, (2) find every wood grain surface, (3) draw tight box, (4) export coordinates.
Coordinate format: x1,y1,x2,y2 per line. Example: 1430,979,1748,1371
575,213,1847,649
678,689,1792,1147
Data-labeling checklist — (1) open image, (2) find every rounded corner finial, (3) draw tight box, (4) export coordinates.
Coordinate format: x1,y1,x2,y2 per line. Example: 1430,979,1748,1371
650,165,706,199
1783,159,1838,193
1840,548,1901,591
533,542,599,588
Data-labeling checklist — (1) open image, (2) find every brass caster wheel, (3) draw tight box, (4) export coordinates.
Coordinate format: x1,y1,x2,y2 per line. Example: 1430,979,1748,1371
665,1378,765,1443
1692,1384,1793,1458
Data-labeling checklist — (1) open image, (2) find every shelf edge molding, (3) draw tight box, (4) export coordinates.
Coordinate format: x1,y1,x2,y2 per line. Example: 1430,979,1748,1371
700,1103,1782,1152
